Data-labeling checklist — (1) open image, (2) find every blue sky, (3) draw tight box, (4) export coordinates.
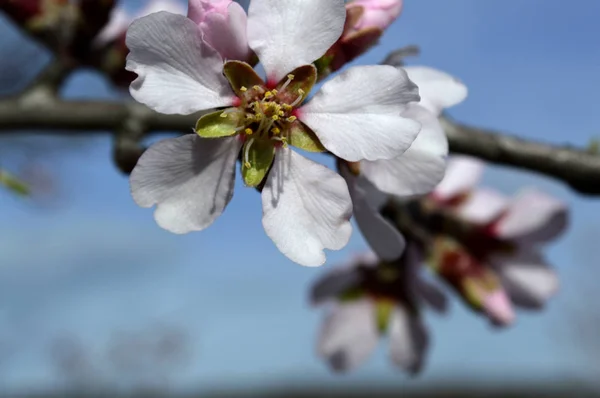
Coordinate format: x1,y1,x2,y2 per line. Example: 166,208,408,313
0,0,599,393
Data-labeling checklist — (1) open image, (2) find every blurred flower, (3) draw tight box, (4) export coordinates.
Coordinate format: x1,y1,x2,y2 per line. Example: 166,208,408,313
425,158,567,323
339,66,466,261
311,248,444,374
187,0,252,62
126,0,422,266
314,0,403,78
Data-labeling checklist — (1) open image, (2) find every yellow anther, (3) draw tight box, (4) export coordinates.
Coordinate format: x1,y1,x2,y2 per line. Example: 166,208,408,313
287,74,295,80
219,112,228,118
278,110,285,116
240,86,248,92
271,115,279,121
286,116,297,122
245,128,254,135
271,127,281,135
264,91,273,99
298,89,305,95
272,89,278,94
282,104,292,112
244,161,251,168
253,85,261,91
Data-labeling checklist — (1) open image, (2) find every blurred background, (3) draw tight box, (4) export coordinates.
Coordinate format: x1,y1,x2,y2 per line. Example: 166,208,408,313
0,0,599,396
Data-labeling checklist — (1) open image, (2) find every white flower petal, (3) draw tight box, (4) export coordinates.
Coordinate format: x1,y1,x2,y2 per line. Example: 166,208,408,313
361,103,448,197
126,12,236,115
247,0,345,82
433,156,484,201
138,0,186,17
299,65,421,162
404,66,468,116
404,243,448,314
262,147,353,266
310,267,363,306
457,188,509,225
318,299,379,373
493,188,568,245
130,135,241,234
491,250,559,309
340,165,406,261
95,7,132,46
388,305,429,375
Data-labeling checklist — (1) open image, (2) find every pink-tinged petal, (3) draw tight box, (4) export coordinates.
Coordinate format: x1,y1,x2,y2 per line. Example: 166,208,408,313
492,188,568,245
482,289,515,326
404,242,449,314
262,147,353,266
492,250,558,309
199,2,251,61
318,299,379,373
310,266,363,306
388,305,429,375
361,103,448,197
247,0,345,82
348,0,403,31
457,188,509,225
404,66,468,116
126,12,236,115
130,135,241,234
299,65,420,162
340,165,406,261
188,0,230,24
433,156,484,201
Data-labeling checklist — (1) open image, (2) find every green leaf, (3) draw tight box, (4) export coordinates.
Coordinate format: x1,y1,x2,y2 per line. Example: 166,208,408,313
242,139,275,187
0,170,30,196
288,121,325,152
195,109,243,138
223,60,266,98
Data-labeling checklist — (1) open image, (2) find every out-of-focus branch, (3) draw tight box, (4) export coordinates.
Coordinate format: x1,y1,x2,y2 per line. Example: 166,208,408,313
1,96,600,194
440,115,600,196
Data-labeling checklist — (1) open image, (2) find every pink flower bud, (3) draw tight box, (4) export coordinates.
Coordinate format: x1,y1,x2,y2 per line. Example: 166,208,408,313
187,0,251,62
346,0,403,31
483,289,515,326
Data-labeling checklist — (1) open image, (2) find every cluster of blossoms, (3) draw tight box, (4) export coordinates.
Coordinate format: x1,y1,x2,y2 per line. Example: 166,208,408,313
122,0,449,266
311,157,567,373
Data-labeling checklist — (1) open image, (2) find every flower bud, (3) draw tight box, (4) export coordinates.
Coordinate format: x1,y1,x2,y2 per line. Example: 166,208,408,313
346,0,403,32
187,0,252,62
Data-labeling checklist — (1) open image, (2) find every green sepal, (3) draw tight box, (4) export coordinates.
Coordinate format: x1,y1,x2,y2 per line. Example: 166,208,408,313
0,170,30,196
195,109,243,138
274,64,317,106
338,286,365,302
375,300,395,334
241,139,275,187
223,60,266,98
314,54,334,82
288,121,325,153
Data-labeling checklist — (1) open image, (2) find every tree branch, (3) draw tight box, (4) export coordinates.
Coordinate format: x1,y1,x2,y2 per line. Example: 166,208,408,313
1,97,599,194
440,115,600,196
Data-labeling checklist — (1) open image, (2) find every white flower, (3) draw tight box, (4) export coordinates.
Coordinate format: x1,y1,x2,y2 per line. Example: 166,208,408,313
311,247,444,374
341,66,467,261
125,0,422,266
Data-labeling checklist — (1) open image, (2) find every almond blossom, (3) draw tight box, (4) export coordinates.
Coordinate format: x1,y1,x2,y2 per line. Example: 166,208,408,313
426,157,567,322
310,248,445,374
125,0,422,266
340,66,467,261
